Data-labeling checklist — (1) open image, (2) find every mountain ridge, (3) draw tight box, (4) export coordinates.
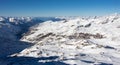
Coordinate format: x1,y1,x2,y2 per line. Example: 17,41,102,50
0,13,120,65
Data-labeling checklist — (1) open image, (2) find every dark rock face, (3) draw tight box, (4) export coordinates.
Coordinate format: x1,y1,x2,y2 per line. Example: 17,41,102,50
24,32,105,44
85,23,91,27
69,33,105,39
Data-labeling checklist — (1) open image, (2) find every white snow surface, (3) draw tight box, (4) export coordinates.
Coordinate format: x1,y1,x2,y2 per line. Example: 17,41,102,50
19,14,120,65
1,14,120,65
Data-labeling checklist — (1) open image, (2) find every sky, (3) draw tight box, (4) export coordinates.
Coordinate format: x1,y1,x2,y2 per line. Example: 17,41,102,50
0,0,120,16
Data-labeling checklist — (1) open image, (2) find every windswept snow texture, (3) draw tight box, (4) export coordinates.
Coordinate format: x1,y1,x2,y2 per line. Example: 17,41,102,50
1,14,120,65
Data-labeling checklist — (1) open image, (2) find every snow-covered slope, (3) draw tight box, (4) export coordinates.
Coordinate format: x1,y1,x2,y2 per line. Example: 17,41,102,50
0,16,60,39
1,14,120,65
13,14,120,65
0,16,65,65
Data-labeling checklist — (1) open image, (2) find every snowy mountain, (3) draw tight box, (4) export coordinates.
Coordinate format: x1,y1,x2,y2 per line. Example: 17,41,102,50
0,14,120,65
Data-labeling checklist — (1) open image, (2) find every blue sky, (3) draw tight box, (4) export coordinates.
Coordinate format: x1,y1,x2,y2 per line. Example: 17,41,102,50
0,0,120,16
